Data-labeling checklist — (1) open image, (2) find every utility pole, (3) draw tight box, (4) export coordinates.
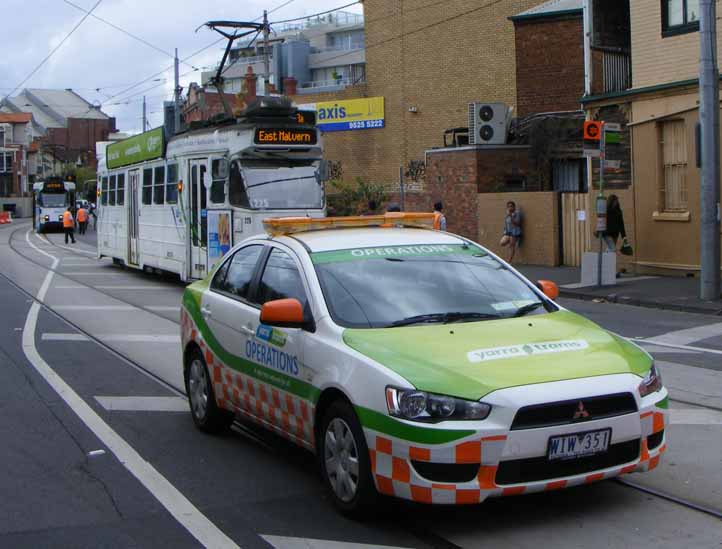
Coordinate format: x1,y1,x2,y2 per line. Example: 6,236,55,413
142,96,147,132
262,9,270,96
699,0,721,300
174,48,181,135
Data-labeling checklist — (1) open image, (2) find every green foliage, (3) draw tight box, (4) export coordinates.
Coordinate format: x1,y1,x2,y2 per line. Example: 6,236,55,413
62,164,97,201
327,177,389,216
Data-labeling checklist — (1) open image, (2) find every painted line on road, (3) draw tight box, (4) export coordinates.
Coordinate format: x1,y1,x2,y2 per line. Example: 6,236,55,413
42,333,180,343
637,343,701,355
261,536,414,549
645,322,722,346
95,396,188,412
21,228,239,548
53,305,136,311
634,338,722,356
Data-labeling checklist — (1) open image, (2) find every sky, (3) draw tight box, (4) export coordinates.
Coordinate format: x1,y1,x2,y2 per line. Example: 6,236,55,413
0,0,363,134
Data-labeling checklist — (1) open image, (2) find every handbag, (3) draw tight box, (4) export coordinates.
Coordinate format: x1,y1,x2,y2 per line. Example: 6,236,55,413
620,238,633,256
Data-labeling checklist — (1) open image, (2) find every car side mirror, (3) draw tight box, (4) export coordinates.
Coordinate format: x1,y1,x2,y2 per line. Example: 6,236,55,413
537,280,559,300
260,298,307,329
315,160,329,184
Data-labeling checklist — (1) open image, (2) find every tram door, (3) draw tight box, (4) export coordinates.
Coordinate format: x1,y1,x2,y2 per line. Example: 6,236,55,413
127,169,140,266
189,159,209,279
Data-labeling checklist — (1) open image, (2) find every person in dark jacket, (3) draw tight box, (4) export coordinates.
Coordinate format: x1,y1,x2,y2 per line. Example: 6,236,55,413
604,194,626,252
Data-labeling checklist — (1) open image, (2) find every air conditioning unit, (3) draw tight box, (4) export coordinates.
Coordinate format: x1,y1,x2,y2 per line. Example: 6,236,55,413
468,102,511,145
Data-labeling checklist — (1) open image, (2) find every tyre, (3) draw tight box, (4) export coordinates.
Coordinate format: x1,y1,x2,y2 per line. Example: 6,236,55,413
319,399,377,516
185,348,233,434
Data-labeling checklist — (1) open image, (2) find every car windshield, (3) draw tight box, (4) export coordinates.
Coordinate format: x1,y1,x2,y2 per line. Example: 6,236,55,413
240,160,324,210
312,243,552,328
40,193,67,208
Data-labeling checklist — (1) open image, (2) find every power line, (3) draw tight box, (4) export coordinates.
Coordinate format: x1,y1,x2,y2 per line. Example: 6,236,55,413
271,1,360,24
1,0,103,104
62,0,198,71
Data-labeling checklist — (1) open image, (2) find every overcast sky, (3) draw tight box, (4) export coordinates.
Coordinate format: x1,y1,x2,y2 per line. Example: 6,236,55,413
0,0,363,133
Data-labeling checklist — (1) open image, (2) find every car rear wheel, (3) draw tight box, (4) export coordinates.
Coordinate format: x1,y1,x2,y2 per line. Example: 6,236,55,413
319,399,377,516
186,348,233,434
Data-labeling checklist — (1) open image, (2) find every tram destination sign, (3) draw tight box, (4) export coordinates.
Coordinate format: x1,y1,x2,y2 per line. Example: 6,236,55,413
107,127,165,169
42,179,65,193
254,128,318,146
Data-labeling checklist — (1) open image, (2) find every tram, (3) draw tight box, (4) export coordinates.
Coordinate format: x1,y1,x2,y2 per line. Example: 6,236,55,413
97,97,326,281
32,177,76,233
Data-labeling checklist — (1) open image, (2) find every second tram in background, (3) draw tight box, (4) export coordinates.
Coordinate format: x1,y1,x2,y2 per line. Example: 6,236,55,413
96,97,326,281
33,177,76,233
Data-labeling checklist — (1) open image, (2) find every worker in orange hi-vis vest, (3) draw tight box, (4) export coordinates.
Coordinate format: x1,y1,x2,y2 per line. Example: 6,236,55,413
62,208,76,244
433,201,447,231
77,206,88,235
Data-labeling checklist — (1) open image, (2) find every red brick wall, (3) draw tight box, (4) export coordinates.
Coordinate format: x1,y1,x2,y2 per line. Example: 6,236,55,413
514,15,585,116
45,117,116,168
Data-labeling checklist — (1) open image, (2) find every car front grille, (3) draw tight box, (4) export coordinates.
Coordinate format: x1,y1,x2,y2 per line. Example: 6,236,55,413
411,461,480,483
511,392,638,431
495,438,640,485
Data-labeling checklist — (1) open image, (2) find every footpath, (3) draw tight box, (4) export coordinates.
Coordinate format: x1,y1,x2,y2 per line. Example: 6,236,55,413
518,265,722,316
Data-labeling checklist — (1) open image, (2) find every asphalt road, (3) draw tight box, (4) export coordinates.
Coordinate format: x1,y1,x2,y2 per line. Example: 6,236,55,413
1,220,720,548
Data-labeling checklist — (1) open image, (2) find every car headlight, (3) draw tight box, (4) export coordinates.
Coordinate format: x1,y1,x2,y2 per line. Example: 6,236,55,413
386,387,491,422
638,364,662,397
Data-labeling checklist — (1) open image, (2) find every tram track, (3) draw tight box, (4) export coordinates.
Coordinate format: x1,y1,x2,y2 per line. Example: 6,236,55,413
4,223,722,528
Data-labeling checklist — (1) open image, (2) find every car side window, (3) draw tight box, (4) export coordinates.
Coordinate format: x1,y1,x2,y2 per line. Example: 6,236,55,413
214,245,263,300
257,248,308,308
210,257,232,291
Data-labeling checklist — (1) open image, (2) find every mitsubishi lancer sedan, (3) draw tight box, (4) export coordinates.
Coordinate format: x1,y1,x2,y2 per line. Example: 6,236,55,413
180,213,667,515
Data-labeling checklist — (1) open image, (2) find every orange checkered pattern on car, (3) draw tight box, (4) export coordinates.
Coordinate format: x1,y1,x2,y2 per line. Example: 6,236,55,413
365,404,668,505
181,308,315,451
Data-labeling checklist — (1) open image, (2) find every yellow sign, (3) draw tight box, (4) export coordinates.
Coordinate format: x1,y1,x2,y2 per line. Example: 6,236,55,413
316,97,385,132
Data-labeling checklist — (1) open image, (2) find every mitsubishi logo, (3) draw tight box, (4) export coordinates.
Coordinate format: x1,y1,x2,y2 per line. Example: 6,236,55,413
573,401,590,420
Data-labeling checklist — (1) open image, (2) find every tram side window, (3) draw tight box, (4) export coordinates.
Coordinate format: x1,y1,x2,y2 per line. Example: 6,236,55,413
211,159,227,204
166,163,178,204
154,166,165,205
229,160,249,208
117,173,125,206
142,168,153,205
101,177,108,206
109,175,117,206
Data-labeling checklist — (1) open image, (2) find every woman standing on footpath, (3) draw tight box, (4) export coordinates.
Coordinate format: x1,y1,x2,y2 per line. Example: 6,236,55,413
500,201,522,263
604,194,626,251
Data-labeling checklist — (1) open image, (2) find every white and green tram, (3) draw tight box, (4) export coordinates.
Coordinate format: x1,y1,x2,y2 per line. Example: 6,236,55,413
33,177,76,233
97,98,326,281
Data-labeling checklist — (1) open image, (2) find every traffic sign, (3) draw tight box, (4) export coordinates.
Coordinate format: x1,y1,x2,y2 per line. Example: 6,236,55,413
584,121,603,141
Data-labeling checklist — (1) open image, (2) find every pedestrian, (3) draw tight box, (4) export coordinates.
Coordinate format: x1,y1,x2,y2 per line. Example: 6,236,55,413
77,205,88,235
433,201,446,231
603,194,626,252
90,203,97,230
62,207,76,244
500,200,522,263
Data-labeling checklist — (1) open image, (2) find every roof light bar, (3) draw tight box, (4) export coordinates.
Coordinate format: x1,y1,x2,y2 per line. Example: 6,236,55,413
263,213,436,236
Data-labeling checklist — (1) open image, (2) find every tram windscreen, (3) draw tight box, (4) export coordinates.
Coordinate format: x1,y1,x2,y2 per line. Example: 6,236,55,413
39,193,68,208
238,160,324,210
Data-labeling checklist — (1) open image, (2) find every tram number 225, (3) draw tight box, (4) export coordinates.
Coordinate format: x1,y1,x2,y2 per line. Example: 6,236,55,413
250,198,269,209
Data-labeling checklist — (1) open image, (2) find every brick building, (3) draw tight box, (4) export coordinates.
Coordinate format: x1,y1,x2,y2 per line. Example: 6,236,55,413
0,113,32,197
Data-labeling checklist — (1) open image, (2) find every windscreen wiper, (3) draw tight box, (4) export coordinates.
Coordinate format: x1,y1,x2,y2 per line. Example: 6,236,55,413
512,302,545,318
245,175,316,190
389,312,500,327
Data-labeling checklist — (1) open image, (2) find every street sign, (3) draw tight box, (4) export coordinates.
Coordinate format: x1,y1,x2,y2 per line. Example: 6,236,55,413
606,160,622,170
584,121,603,141
604,123,622,132
583,148,601,157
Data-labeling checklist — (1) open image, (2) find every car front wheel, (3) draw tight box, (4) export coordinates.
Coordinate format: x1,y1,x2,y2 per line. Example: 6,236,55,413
186,348,233,434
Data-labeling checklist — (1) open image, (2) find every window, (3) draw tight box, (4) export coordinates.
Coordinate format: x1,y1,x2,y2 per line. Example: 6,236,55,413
229,160,249,208
660,120,688,212
210,158,227,204
101,176,108,206
109,174,117,206
142,168,153,205
215,245,263,300
662,0,699,36
166,163,178,204
117,173,125,206
154,166,165,205
257,248,308,308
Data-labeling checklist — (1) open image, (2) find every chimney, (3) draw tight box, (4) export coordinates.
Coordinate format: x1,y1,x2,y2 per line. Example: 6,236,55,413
244,66,258,101
283,77,298,96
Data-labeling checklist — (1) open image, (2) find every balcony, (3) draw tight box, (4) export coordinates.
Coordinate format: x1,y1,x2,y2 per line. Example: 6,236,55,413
592,47,632,94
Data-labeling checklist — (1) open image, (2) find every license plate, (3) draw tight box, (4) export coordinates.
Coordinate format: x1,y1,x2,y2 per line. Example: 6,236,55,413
547,428,612,461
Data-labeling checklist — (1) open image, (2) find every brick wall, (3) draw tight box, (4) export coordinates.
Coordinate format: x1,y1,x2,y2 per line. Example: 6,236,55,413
478,191,560,266
514,15,585,116
45,117,116,168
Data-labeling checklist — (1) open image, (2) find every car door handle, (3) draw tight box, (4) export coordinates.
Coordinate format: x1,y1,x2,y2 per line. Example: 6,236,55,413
200,306,212,318
240,325,254,336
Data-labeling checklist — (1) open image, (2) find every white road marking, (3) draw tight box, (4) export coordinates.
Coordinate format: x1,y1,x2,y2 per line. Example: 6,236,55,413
53,305,136,311
95,396,189,412
88,449,106,457
636,343,701,355
21,228,238,548
261,536,413,549
646,322,722,346
42,333,180,343
671,409,722,425
634,339,722,356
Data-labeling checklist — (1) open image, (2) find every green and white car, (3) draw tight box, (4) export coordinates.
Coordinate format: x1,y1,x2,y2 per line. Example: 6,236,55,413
180,215,668,515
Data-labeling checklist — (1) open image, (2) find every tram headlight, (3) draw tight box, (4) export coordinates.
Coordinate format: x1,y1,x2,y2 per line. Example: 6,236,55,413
44,215,49,221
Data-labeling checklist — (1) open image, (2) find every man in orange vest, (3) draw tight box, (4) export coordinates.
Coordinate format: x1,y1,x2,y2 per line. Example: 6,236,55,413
63,208,76,244
77,205,88,235
433,201,447,231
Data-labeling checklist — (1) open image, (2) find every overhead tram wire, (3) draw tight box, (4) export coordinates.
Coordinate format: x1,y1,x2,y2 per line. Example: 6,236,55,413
61,0,198,71
270,1,361,24
1,0,103,104
103,0,298,108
